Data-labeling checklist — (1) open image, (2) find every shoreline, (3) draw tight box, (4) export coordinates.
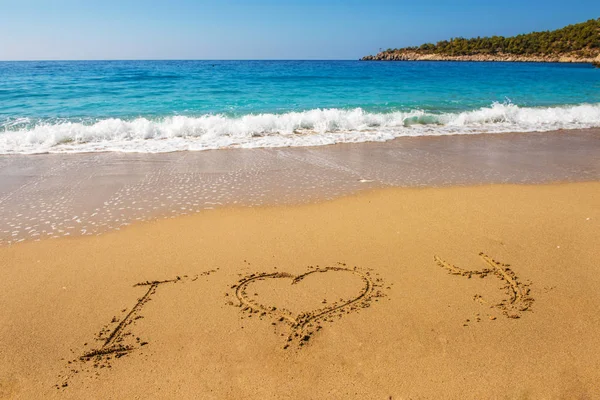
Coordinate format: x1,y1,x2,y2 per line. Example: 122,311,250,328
1,128,599,246
1,124,600,157
1,182,599,399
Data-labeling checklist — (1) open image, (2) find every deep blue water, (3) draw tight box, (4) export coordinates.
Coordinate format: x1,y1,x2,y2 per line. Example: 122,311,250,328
0,60,599,153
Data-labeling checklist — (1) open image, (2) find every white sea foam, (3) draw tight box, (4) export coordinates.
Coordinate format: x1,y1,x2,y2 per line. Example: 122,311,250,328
1,103,599,154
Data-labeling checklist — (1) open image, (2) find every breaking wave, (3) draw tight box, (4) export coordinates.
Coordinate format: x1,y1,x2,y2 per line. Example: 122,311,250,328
1,102,599,154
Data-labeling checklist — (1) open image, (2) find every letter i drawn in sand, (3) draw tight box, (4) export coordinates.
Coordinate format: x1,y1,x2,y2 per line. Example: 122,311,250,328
56,270,217,389
434,252,534,322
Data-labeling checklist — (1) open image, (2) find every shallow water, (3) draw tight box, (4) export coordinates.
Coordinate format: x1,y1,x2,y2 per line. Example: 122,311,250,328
1,129,598,246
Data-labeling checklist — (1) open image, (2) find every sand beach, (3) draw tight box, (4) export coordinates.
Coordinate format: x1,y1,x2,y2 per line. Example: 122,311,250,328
1,131,600,399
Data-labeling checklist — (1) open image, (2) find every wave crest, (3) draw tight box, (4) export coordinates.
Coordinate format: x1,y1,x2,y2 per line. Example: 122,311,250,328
1,103,599,154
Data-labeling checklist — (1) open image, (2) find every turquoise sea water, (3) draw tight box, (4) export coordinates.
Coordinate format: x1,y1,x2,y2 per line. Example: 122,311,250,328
1,60,599,153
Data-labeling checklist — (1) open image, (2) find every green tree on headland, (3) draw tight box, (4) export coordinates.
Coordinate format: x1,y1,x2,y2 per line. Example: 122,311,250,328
376,18,600,58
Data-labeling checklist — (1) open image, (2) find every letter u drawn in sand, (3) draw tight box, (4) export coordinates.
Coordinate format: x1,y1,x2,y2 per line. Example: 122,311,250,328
434,252,534,319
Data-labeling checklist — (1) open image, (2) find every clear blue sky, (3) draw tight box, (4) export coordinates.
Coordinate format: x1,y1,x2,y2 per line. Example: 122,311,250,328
0,0,598,60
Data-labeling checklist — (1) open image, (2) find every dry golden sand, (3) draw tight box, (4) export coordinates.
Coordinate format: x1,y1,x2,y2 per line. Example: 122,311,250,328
1,182,599,399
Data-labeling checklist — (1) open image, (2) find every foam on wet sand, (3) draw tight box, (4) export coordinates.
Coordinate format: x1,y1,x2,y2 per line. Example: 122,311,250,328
1,129,598,246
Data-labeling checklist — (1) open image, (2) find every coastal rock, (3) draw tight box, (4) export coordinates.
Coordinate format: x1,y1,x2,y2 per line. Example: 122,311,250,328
361,51,598,64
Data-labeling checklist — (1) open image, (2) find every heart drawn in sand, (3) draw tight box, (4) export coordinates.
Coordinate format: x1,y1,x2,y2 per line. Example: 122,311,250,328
231,265,386,348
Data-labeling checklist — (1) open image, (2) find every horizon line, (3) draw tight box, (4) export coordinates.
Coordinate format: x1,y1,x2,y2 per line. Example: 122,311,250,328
0,58,360,62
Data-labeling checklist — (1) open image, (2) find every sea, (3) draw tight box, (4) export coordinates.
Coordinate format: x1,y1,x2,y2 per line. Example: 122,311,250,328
1,60,599,154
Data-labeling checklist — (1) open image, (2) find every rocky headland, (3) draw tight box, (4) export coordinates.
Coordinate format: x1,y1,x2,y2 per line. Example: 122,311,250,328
362,18,600,65
361,51,600,64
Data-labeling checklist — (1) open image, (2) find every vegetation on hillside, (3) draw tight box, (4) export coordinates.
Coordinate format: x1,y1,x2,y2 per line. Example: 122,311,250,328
383,18,600,58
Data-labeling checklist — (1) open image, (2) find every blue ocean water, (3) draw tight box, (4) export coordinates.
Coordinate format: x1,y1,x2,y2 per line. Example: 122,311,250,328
1,60,599,153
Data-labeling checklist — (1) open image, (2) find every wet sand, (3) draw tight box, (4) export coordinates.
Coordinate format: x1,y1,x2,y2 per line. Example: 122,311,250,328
1,182,599,399
1,129,599,246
